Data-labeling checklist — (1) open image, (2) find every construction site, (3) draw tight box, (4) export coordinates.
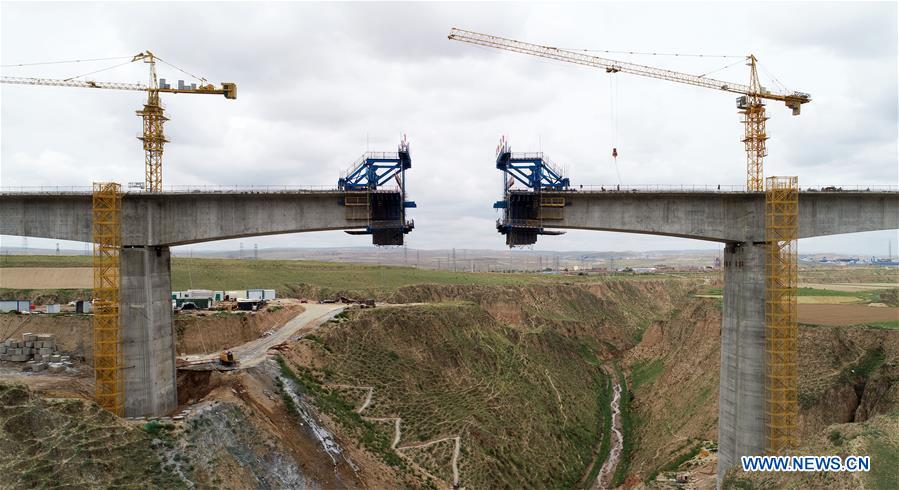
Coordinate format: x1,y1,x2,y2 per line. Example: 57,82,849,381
1,3,898,490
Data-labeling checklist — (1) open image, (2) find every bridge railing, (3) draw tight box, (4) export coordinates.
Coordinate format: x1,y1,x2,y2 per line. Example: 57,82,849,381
543,184,899,193
0,185,354,195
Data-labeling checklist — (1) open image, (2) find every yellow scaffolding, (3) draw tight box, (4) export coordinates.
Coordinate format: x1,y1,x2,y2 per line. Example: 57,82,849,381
764,176,798,452
92,182,124,415
741,57,770,192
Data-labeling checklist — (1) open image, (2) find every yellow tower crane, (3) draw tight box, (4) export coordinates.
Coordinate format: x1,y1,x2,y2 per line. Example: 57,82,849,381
1,51,237,192
447,28,810,191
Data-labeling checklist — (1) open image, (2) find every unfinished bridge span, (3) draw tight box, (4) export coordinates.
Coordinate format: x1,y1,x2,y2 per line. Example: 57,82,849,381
1,186,414,417
495,183,898,483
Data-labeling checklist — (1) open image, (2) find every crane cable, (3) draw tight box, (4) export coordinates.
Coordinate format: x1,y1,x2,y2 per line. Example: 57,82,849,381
0,56,133,68
609,73,621,186
561,47,742,59
3,53,211,86
154,55,208,85
63,59,138,81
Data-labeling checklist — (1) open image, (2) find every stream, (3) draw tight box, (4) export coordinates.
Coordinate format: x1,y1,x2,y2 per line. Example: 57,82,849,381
596,382,623,489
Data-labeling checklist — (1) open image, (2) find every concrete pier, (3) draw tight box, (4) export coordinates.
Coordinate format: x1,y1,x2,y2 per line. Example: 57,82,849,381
718,241,766,483
121,246,176,417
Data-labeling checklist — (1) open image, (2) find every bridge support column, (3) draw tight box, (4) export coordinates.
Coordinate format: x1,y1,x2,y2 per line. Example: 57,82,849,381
120,245,177,417
718,241,766,485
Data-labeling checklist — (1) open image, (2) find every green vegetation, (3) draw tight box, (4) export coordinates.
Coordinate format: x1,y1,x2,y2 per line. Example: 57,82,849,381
860,320,899,330
796,287,863,297
581,373,614,489
630,359,665,389
1,254,693,302
0,255,93,267
841,346,886,382
0,381,183,488
276,356,403,467
869,439,899,489
289,301,640,488
649,441,703,481
828,429,844,446
611,366,634,487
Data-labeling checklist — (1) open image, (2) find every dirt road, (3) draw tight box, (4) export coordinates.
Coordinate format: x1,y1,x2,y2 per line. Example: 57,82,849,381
179,304,344,370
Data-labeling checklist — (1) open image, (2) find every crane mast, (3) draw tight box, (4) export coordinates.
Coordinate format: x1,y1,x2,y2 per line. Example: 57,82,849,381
447,28,811,190
0,51,236,192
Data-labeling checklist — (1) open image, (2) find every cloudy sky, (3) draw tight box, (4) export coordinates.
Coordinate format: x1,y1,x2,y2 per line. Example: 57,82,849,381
1,1,896,255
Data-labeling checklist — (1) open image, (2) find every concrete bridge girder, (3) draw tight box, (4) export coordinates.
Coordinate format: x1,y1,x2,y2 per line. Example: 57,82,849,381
0,192,366,246
526,190,898,485
0,190,407,418
547,191,899,243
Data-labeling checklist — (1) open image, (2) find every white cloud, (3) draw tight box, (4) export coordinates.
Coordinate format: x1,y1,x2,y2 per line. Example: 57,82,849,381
1,1,896,255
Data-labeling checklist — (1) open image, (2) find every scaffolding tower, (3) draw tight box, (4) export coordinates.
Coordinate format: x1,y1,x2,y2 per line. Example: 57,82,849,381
92,182,124,415
764,176,799,452
137,91,168,192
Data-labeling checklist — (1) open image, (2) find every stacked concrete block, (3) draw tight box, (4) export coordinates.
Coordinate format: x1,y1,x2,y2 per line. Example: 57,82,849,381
0,333,62,368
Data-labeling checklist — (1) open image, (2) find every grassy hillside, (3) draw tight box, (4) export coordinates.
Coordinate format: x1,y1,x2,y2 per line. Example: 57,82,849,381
0,382,183,489
2,254,694,303
280,279,692,488
723,410,899,489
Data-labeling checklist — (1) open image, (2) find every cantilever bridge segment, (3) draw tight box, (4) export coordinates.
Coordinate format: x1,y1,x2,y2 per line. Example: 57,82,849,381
1,164,416,417
493,183,898,483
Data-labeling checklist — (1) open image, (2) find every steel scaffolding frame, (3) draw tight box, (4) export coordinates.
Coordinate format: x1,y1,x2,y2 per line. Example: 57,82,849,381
764,176,798,452
137,91,168,192
92,182,124,415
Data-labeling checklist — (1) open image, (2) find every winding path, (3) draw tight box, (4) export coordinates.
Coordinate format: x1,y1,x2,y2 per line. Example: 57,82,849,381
329,384,462,488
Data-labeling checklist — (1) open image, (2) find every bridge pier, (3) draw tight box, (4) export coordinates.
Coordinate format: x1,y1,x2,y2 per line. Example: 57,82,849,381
718,241,766,483
121,245,177,417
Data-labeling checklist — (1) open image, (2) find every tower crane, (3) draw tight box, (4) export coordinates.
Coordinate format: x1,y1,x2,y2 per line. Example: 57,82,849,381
1,51,237,192
447,28,811,191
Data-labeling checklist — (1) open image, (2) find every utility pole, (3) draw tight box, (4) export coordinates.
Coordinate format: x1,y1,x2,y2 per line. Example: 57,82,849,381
239,242,244,259
452,248,457,272
56,243,60,255
254,243,258,260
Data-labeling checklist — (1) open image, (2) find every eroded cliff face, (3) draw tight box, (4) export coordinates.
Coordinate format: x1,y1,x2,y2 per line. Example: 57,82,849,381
617,301,899,488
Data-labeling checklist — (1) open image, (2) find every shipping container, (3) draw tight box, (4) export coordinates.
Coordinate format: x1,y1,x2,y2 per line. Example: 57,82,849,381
45,304,60,314
0,300,30,313
263,289,276,300
246,289,264,300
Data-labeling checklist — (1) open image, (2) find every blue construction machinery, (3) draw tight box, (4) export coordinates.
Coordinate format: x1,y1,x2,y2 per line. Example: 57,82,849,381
493,136,568,247
340,136,416,246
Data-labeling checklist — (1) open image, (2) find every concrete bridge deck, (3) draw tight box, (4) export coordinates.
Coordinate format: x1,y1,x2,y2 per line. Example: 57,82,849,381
539,189,899,242
507,187,898,484
0,187,410,418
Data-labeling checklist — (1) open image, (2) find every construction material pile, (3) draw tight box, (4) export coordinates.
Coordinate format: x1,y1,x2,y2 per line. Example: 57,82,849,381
0,333,73,373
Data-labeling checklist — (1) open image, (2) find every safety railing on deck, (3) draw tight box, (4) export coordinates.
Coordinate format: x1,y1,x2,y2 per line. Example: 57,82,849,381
0,185,385,195
531,184,899,193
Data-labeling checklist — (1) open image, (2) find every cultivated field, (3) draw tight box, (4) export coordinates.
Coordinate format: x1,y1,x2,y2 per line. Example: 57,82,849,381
798,304,898,327
0,267,92,289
